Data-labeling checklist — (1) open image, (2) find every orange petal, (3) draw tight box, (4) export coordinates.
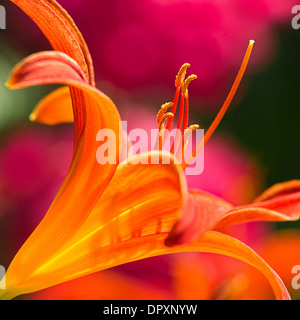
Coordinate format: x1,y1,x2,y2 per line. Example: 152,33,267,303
254,180,300,202
156,231,290,300
7,51,88,88
2,152,187,298
10,0,94,85
10,0,95,141
29,85,130,163
4,52,121,298
7,230,288,300
169,231,291,300
165,189,233,246
215,181,300,229
29,86,74,125
7,51,88,142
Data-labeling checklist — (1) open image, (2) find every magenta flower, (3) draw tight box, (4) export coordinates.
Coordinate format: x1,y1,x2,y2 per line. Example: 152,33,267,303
6,0,296,107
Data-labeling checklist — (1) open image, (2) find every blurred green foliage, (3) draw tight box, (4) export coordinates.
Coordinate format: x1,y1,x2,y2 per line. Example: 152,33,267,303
0,43,50,137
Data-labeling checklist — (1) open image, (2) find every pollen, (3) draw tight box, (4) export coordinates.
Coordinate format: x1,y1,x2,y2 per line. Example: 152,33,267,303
187,124,199,132
156,102,173,126
158,112,174,131
175,63,190,88
182,74,197,97
155,63,199,160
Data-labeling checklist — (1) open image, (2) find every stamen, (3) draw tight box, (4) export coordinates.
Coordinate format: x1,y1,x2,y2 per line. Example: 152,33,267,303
182,75,197,131
182,40,255,170
166,63,190,131
175,124,199,160
185,124,199,157
175,63,190,88
155,112,173,151
179,75,197,131
177,90,185,131
169,92,185,155
165,86,180,131
182,74,197,97
175,68,197,130
159,112,174,131
158,112,173,151
183,91,189,131
171,74,197,155
157,102,173,126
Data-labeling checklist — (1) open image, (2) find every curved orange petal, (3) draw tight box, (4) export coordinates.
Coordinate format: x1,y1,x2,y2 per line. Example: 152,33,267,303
165,189,233,246
215,207,300,230
145,231,290,300
254,180,300,202
2,152,187,298
10,0,94,85
7,51,88,88
10,0,95,141
29,86,74,125
8,230,289,300
4,51,121,297
215,181,300,229
29,87,130,163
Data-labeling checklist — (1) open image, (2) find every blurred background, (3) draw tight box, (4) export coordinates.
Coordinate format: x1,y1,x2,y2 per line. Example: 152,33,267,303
1,0,300,299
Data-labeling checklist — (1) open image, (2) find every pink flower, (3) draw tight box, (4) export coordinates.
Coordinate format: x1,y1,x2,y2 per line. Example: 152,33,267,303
0,126,73,250
6,0,296,107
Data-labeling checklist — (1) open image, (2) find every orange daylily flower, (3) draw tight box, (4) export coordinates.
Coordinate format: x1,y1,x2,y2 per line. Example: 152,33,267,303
1,0,300,300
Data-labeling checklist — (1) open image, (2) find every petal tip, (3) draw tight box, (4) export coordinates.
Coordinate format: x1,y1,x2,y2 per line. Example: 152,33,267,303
29,113,36,122
5,80,13,89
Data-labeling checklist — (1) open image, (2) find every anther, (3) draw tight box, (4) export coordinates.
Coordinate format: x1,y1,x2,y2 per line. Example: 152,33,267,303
188,124,199,132
182,74,197,97
159,112,174,131
175,63,191,88
157,102,173,126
